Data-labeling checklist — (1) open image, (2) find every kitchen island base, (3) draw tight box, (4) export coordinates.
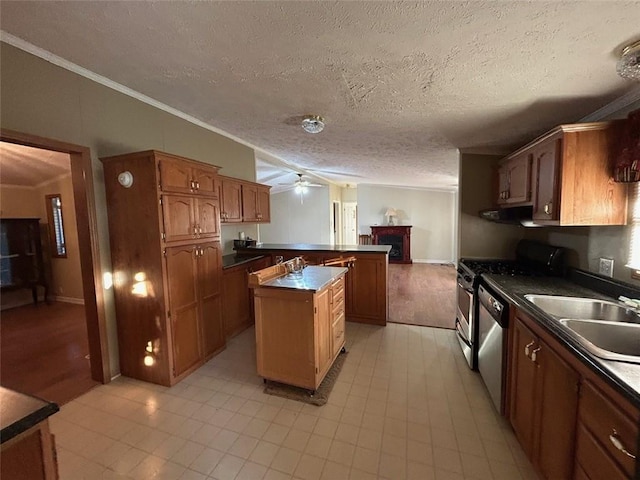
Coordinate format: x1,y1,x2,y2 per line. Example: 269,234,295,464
251,264,347,391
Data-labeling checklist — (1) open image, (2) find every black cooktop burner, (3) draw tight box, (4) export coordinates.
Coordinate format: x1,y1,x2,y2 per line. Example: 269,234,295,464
460,259,543,277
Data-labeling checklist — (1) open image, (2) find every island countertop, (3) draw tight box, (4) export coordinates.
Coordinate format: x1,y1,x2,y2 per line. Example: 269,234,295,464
0,387,59,444
237,243,391,254
255,265,348,292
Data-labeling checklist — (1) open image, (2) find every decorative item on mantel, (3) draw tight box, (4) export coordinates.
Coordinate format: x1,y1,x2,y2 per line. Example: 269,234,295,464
385,208,397,226
613,109,640,183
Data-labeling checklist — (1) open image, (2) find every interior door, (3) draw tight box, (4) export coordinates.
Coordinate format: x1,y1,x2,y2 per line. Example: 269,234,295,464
342,202,357,245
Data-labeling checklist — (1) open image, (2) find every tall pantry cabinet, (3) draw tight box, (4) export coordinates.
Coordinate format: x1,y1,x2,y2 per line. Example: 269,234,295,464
101,150,225,386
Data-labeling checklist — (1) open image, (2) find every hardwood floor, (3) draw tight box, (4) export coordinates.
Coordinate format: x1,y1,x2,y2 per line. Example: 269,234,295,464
388,263,456,329
0,301,99,405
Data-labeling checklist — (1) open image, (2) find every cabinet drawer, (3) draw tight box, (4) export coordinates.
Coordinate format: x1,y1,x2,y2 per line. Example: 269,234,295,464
332,313,345,354
579,380,638,477
332,287,345,311
575,423,628,480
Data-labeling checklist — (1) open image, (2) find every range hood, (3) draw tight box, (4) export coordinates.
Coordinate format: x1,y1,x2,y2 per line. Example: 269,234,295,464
479,206,537,226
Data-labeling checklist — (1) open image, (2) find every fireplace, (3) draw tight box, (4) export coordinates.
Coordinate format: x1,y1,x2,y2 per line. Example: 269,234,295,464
370,225,412,264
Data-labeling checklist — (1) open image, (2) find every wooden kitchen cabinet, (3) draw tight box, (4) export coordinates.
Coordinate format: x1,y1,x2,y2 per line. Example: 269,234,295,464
218,176,243,223
218,176,271,223
504,121,627,225
575,380,638,479
509,311,579,479
347,254,388,325
497,152,532,205
222,256,271,339
252,266,347,390
101,150,225,386
241,183,271,223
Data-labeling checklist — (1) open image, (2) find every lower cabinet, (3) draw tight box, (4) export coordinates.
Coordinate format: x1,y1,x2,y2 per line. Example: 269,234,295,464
509,309,639,479
165,242,225,378
0,420,58,480
222,257,271,339
510,313,579,479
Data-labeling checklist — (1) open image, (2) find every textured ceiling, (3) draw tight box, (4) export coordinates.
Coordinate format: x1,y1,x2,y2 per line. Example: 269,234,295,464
1,1,639,191
0,142,70,187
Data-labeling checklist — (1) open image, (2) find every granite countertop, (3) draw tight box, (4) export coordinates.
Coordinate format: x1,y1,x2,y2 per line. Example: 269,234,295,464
0,387,59,444
257,265,348,292
482,274,640,408
238,243,391,254
222,254,267,270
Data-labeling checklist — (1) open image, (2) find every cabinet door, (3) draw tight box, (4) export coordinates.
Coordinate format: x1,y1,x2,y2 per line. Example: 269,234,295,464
199,242,224,357
507,153,532,204
165,245,201,377
535,338,579,479
533,139,560,221
159,158,194,194
497,163,510,205
241,184,259,222
221,179,243,222
257,186,271,222
315,287,332,382
347,256,386,323
162,195,195,243
222,265,251,338
193,167,218,196
509,317,539,458
196,197,221,239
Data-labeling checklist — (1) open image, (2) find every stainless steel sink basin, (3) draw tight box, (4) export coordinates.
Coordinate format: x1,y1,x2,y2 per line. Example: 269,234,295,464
559,319,640,364
523,295,640,324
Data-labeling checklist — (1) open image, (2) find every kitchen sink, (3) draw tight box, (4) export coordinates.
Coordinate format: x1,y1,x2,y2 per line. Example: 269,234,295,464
523,294,640,324
558,319,640,364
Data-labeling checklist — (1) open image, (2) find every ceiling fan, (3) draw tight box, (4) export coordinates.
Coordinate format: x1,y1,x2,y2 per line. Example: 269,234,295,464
279,173,324,203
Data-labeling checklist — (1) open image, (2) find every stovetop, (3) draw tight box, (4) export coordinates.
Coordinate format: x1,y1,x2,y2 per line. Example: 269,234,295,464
459,258,545,277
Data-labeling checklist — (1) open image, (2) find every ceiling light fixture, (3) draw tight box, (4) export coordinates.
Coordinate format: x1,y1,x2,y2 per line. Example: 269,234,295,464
617,40,640,80
301,115,325,134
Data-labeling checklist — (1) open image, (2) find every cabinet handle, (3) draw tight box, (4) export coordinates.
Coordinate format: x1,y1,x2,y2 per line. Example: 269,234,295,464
193,225,197,238
190,180,195,191
524,340,535,357
197,225,202,235
544,201,552,215
609,429,636,459
531,346,541,363
195,181,200,190
194,246,199,257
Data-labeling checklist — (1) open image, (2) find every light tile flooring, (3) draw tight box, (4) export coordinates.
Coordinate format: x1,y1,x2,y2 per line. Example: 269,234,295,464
52,323,538,480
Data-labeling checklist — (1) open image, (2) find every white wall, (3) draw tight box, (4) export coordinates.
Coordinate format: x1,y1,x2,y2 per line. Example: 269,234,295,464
259,188,331,244
358,185,456,263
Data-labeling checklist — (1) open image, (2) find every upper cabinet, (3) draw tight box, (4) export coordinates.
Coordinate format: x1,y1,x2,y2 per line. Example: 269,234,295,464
158,155,218,196
218,175,271,224
241,183,271,223
497,122,628,226
497,152,533,205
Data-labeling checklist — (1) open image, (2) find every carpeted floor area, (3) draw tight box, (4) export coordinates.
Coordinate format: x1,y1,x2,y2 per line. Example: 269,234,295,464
388,263,456,329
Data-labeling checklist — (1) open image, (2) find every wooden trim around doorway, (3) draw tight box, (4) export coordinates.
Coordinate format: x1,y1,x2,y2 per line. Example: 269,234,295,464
0,129,110,384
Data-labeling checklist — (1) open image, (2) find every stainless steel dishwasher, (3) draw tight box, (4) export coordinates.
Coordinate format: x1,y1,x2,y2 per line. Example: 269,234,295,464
477,283,509,415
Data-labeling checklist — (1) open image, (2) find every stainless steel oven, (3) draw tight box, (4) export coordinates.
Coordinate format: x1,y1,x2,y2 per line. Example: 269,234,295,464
456,269,475,368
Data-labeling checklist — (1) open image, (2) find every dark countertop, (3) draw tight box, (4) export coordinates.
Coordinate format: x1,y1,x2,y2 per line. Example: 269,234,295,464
222,254,267,270
237,243,391,254
0,387,59,443
482,274,640,408
256,266,348,292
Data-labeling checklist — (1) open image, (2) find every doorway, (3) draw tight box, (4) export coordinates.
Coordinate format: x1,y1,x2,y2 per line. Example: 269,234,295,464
343,202,357,245
0,130,110,400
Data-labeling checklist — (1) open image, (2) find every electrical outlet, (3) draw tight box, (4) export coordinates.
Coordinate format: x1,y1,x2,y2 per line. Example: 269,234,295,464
599,258,614,277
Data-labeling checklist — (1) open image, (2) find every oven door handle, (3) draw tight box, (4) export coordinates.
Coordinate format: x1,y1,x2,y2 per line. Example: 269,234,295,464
455,318,472,348
456,280,474,293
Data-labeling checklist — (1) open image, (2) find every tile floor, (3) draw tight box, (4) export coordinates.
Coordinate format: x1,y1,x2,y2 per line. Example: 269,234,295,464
52,322,538,479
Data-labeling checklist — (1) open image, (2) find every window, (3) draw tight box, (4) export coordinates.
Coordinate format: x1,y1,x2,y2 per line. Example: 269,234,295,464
45,194,67,258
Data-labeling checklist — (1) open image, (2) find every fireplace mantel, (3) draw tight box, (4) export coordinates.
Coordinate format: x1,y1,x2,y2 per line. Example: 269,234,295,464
370,225,412,264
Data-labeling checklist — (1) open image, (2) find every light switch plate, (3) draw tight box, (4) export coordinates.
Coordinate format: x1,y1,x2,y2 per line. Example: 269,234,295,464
599,258,614,277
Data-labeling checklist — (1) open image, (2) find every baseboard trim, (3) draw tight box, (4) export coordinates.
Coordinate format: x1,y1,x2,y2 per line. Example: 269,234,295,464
412,259,455,265
51,296,85,305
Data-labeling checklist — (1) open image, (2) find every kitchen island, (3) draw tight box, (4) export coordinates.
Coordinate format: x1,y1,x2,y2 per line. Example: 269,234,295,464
235,243,391,325
250,265,348,391
0,387,59,480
